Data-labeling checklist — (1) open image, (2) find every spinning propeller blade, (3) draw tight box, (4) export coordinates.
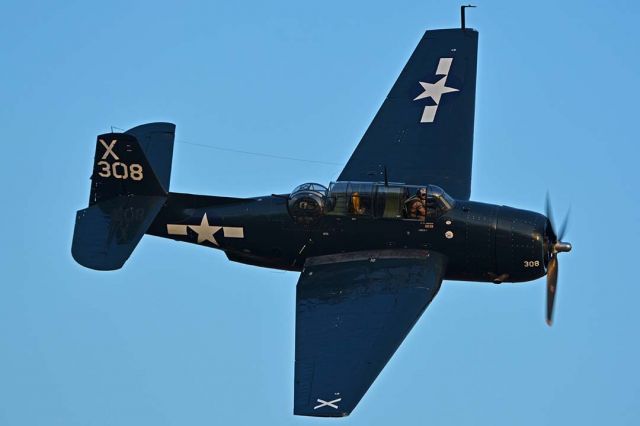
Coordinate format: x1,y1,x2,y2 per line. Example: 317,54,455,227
544,194,572,326
546,256,558,326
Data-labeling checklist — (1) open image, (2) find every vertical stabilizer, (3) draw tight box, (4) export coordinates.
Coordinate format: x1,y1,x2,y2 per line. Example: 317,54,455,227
72,122,176,270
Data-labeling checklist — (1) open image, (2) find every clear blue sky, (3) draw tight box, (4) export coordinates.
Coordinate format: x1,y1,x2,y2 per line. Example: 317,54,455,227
2,1,639,425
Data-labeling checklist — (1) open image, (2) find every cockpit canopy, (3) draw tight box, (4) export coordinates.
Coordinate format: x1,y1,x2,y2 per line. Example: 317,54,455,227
325,182,454,220
287,182,328,224
291,183,328,194
287,181,454,223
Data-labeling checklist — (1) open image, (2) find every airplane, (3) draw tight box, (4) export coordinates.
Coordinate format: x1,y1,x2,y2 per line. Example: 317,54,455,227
71,11,572,417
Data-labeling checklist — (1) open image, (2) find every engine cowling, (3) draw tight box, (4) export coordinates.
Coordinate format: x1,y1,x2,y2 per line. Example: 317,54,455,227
495,206,547,282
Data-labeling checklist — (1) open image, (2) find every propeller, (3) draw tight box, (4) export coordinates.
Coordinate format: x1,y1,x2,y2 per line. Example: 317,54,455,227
544,194,572,326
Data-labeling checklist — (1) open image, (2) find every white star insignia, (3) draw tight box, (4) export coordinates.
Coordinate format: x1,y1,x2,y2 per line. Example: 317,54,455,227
166,215,245,246
188,213,222,246
413,57,459,123
413,76,459,104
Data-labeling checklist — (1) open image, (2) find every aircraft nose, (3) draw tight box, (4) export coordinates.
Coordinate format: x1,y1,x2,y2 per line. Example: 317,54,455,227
495,206,548,282
543,215,572,258
554,241,572,253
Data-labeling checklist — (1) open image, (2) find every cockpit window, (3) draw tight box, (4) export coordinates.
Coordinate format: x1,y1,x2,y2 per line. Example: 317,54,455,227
347,182,374,216
428,185,455,210
373,185,405,218
326,182,349,215
326,182,374,216
403,185,455,220
288,183,328,225
325,181,454,220
292,183,327,194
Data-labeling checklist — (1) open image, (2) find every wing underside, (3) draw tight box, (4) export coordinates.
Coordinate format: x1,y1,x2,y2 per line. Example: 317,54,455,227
294,249,447,417
338,29,478,200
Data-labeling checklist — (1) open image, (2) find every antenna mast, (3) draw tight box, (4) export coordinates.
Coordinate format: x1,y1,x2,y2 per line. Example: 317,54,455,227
461,4,476,30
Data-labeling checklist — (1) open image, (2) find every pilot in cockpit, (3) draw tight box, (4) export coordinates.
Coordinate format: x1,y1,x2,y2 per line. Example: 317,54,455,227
406,187,427,220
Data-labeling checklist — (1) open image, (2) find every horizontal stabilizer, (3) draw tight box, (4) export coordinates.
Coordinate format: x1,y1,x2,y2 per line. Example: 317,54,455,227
72,195,166,271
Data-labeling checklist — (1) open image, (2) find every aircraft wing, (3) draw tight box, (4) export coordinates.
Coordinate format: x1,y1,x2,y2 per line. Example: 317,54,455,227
294,250,447,417
338,29,478,200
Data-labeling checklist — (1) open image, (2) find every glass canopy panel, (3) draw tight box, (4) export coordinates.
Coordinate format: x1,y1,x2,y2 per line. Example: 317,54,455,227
326,182,349,216
325,181,454,220
347,182,374,216
374,185,405,219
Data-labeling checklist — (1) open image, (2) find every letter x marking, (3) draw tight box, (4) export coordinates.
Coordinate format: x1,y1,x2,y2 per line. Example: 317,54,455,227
314,398,341,410
99,139,120,160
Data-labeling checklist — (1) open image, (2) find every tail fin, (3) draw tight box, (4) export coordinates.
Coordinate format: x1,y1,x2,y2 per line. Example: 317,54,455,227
89,122,174,204
72,122,175,270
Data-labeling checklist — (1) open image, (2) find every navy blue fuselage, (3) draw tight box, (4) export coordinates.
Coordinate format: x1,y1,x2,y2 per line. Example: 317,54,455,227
147,188,549,284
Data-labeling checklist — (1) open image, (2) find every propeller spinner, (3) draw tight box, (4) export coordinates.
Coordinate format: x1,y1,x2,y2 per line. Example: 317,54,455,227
544,194,572,326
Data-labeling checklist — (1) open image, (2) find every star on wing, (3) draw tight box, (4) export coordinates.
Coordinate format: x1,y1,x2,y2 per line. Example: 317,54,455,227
413,76,459,104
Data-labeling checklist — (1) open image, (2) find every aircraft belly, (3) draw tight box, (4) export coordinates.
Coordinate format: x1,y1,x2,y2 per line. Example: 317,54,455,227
315,217,414,254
